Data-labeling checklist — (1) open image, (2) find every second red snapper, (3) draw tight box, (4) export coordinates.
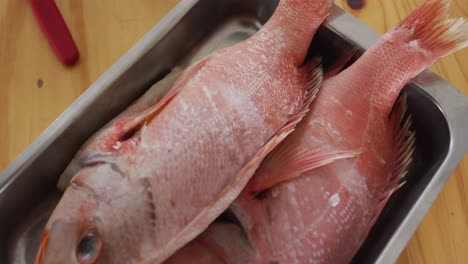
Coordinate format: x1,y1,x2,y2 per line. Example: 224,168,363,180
166,0,468,263
35,0,333,263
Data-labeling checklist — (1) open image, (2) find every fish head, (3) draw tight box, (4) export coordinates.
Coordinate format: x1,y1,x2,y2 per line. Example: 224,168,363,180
35,162,147,264
35,180,101,264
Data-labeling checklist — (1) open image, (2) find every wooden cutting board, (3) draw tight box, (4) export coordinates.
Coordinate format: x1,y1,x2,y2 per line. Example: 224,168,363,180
0,0,466,263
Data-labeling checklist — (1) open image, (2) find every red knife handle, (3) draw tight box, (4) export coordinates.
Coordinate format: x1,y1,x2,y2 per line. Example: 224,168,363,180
30,0,79,65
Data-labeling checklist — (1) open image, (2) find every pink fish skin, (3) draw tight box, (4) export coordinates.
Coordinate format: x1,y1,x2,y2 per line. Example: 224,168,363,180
166,1,468,263
34,1,332,264
55,67,184,191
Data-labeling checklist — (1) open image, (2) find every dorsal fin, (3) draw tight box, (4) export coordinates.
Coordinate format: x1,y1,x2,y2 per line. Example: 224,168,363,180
365,94,416,232
302,57,323,107
388,94,416,188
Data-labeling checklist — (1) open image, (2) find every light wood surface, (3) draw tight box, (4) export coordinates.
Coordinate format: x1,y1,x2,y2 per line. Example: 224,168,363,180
0,0,466,263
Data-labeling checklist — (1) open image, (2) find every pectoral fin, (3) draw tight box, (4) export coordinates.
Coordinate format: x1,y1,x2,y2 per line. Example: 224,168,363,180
119,58,209,141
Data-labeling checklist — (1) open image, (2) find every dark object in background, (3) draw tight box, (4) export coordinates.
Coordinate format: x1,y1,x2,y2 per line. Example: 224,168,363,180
30,0,79,66
347,0,366,10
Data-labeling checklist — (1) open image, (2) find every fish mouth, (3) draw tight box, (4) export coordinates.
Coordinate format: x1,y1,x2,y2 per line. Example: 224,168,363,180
35,229,49,264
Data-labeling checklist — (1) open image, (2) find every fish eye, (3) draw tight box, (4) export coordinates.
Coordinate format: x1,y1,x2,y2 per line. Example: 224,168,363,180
76,230,102,264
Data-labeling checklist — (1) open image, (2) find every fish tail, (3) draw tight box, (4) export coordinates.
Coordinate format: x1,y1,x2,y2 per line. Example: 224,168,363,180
345,0,467,114
395,0,467,60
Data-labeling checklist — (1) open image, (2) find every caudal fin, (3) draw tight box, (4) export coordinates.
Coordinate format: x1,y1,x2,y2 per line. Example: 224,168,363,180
395,0,467,59
354,0,467,115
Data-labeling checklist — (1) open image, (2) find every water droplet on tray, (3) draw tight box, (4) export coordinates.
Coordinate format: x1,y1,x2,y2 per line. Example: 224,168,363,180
347,0,366,10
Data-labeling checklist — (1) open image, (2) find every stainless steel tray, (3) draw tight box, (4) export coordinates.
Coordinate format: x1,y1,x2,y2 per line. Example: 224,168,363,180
1,1,467,263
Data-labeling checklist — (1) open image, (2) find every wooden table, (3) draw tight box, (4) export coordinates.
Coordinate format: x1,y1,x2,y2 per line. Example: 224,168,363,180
0,0,466,263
